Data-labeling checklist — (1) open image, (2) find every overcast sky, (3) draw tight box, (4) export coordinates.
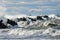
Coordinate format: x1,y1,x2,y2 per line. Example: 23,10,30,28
0,0,60,16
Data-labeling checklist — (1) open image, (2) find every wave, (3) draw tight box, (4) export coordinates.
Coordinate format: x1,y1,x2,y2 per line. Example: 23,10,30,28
0,14,60,38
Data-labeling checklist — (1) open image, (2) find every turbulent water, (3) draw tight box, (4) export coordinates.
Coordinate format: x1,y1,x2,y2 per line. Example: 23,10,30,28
0,14,60,40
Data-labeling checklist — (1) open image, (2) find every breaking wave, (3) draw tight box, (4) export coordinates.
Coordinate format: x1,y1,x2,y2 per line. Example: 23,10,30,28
0,14,60,39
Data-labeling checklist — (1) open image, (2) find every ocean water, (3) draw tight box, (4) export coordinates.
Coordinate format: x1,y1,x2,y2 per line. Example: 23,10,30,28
0,14,60,40
0,0,60,40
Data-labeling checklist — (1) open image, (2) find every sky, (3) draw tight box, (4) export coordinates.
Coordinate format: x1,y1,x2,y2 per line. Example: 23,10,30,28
0,0,60,16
